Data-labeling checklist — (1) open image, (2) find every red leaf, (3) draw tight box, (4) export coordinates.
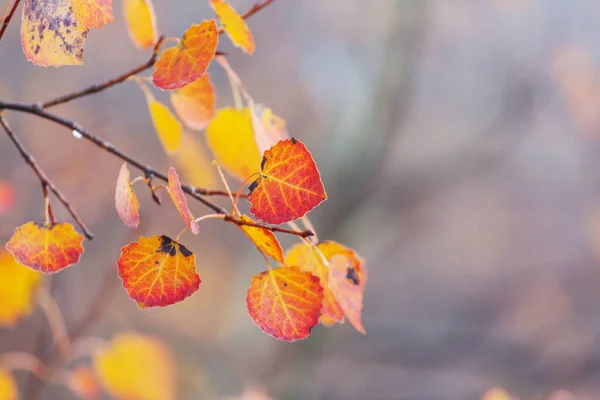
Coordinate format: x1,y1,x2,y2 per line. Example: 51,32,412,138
167,167,199,234
115,163,140,228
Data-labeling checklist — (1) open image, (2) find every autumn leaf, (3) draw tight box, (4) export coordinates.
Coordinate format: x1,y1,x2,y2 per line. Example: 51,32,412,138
70,0,114,29
66,366,100,400
123,0,158,50
239,215,284,263
0,250,42,327
21,0,90,66
250,103,289,155
247,138,327,224
206,107,262,181
0,368,17,400
93,333,175,400
210,0,255,55
284,243,344,326
167,167,199,234
152,20,218,90
117,235,200,308
6,222,84,273
170,73,216,131
0,181,15,215
246,266,323,341
143,91,183,153
328,254,366,334
172,134,217,188
115,163,140,228
481,387,513,400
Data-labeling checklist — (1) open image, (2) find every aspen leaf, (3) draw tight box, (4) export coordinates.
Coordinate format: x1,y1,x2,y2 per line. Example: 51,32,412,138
0,368,17,400
6,222,84,273
206,107,261,181
481,387,513,400
0,250,42,327
66,366,100,400
123,0,158,50
239,215,284,263
21,0,90,66
248,138,327,224
144,94,183,154
172,134,217,188
284,243,344,326
0,181,15,215
251,104,289,155
117,235,200,308
210,0,255,55
246,266,323,341
167,167,199,234
328,254,366,334
152,20,218,90
93,334,175,400
70,0,114,29
115,163,140,228
170,73,216,131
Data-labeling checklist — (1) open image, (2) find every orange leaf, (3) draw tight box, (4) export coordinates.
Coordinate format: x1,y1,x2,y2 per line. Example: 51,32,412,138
21,0,90,66
170,73,216,131
246,266,323,341
172,134,218,188
0,250,42,327
93,333,175,400
115,163,140,228
66,366,100,400
0,368,17,400
70,0,114,29
284,243,344,326
239,215,284,263
123,0,157,50
145,95,183,153
210,0,254,55
117,235,200,308
206,107,262,181
481,387,513,400
152,20,218,90
250,104,289,155
0,181,15,215
328,254,366,334
247,138,327,224
167,167,199,234
7,222,84,273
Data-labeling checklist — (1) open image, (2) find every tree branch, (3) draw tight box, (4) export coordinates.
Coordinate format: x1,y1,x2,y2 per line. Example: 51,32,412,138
0,0,20,44
0,101,313,238
0,114,94,239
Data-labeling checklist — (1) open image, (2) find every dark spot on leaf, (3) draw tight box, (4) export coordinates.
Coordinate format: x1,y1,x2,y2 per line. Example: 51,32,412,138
283,282,288,287
179,243,193,257
154,261,159,265
34,45,40,55
156,235,177,257
248,179,259,194
260,156,267,170
291,137,297,144
346,267,359,285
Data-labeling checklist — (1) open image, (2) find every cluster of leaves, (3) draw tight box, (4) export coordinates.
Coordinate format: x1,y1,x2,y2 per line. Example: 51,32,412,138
5,0,368,343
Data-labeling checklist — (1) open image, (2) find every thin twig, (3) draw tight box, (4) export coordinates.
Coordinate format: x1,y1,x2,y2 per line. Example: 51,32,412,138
37,287,71,358
241,0,278,20
0,352,48,379
0,102,313,238
0,114,93,239
0,0,20,44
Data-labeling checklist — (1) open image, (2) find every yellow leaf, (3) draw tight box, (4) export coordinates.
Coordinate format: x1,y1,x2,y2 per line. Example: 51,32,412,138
123,0,158,50
172,134,217,188
170,73,216,131
93,333,176,400
0,368,17,400
21,0,90,66
239,215,284,263
481,387,513,400
70,0,114,29
206,107,261,181
145,96,183,154
210,0,255,55
0,251,42,327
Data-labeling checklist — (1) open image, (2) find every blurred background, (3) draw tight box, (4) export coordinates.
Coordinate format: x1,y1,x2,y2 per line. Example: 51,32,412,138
2,0,600,398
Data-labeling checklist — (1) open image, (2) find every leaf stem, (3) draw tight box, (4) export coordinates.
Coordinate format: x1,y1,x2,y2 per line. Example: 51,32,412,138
0,0,20,45
37,287,71,358
233,172,260,214
212,160,238,215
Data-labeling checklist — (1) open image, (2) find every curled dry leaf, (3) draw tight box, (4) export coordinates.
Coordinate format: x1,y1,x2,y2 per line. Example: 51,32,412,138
239,215,284,263
170,73,216,131
210,0,255,55
70,0,115,29
206,107,262,181
117,235,200,308
123,0,158,49
66,366,100,400
93,333,176,400
248,138,327,225
0,368,17,400
167,167,200,234
6,222,84,273
152,20,218,90
0,250,42,327
115,163,140,228
328,254,366,334
21,0,90,66
246,266,323,341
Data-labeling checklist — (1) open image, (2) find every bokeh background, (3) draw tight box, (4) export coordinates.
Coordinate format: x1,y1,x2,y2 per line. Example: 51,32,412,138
3,0,600,399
